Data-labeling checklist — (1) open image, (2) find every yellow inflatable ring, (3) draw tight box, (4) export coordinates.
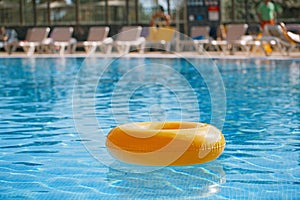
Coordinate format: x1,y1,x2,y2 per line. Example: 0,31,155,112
106,122,225,166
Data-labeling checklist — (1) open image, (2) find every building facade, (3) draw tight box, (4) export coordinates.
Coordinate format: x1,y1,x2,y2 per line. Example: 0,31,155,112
0,0,299,39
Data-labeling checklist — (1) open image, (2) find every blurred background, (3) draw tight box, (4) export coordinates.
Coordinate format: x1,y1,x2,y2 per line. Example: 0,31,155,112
0,0,299,40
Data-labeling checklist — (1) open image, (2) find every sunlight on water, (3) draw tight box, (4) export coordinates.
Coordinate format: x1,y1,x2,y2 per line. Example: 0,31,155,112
0,57,299,199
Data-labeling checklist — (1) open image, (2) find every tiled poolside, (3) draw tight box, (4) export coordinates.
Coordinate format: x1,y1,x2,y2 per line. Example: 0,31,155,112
0,49,300,59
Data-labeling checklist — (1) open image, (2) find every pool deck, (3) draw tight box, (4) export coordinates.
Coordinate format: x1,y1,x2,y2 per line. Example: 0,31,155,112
0,50,299,60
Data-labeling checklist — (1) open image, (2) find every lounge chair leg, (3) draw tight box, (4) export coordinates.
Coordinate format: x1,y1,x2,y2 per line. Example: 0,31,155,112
60,45,66,55
72,44,77,53
88,45,97,54
36,46,43,54
100,45,106,53
116,45,123,54
230,45,235,55
125,45,131,54
198,44,205,54
165,43,171,52
105,45,112,54
84,46,90,53
138,43,145,53
219,45,227,55
27,45,35,56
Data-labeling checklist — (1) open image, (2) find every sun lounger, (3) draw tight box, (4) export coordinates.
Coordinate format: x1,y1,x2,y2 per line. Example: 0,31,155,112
179,26,210,53
16,27,50,56
282,25,300,44
77,26,113,54
113,26,145,54
210,24,249,54
44,27,77,55
145,26,175,51
249,23,299,56
264,23,299,55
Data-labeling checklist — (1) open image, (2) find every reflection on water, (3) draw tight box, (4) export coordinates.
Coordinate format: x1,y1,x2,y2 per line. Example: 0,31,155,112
0,58,299,199
106,162,225,199
74,56,224,171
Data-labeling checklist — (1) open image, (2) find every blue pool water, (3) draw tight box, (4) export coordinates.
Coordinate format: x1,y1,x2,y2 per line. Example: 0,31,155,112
0,57,299,199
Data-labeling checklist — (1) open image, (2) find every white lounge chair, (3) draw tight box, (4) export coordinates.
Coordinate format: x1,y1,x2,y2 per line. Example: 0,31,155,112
77,26,113,54
45,27,77,55
113,26,145,54
179,26,210,54
210,24,249,54
16,27,50,56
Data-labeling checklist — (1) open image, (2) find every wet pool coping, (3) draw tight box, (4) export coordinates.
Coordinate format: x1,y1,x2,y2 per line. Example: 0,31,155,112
0,51,299,61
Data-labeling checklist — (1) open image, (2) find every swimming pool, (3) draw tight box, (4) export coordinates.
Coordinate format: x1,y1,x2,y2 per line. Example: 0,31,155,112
0,57,299,199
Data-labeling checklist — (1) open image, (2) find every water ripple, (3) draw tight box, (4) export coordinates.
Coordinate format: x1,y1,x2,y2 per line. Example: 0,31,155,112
0,58,299,199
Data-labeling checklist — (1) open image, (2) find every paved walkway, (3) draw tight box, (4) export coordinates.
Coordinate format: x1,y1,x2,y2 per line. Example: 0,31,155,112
0,50,299,59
